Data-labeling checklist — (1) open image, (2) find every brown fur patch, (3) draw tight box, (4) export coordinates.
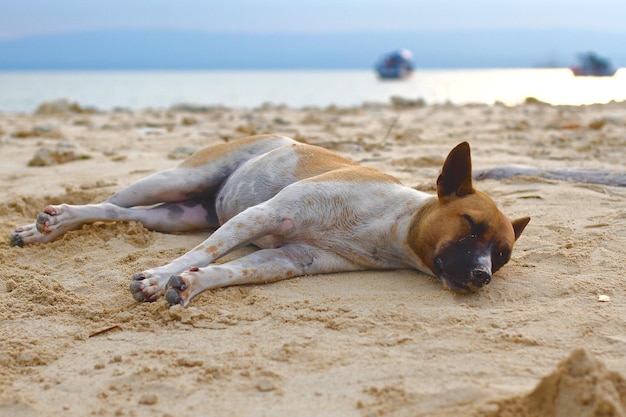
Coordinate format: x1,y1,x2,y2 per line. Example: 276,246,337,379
303,166,401,184
292,145,400,184
179,134,287,168
292,145,357,179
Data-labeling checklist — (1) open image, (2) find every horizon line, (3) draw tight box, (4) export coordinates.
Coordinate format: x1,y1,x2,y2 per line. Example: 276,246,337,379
2,26,626,41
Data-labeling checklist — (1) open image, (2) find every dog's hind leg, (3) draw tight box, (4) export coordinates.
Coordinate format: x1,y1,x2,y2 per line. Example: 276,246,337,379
11,135,295,246
163,244,362,306
108,135,297,208
9,162,222,247
105,167,220,208
11,197,220,247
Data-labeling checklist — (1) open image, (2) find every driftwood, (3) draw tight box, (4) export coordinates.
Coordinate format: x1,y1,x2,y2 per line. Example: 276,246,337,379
474,165,626,187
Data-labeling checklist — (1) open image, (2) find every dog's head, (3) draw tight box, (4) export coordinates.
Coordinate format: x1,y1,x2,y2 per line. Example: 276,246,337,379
409,142,530,292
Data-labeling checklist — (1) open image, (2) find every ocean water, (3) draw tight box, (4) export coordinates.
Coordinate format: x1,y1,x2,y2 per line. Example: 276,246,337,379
0,68,625,112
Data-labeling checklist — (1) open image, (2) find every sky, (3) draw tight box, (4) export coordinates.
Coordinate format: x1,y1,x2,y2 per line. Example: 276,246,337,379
1,0,626,40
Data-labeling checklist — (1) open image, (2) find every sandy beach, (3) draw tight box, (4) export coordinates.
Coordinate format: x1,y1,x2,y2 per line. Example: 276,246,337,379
1,99,625,416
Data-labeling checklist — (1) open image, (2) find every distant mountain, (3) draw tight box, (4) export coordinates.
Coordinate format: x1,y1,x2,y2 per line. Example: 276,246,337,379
0,29,624,70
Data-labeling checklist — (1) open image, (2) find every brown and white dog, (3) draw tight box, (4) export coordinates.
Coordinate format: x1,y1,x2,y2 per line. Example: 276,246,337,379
11,135,530,307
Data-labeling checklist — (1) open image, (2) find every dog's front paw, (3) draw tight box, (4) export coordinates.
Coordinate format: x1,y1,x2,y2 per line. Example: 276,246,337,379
165,275,192,307
129,272,167,302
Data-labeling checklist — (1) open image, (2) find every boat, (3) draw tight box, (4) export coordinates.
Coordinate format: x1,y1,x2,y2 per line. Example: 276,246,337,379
570,52,617,77
375,49,414,79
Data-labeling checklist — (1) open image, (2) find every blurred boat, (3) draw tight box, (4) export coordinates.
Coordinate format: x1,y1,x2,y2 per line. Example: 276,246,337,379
570,52,617,77
375,49,414,79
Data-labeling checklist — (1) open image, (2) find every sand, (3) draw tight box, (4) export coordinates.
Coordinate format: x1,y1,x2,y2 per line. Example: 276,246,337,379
0,99,625,416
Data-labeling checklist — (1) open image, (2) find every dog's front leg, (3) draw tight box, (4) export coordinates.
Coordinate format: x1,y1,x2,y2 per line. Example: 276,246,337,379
165,244,361,306
130,204,296,302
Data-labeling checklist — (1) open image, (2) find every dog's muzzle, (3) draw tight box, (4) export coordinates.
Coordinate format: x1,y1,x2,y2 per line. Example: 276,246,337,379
434,254,493,293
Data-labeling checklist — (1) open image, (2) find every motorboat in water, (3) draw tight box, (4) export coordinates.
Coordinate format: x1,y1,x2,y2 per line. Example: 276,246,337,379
375,49,414,79
570,52,617,77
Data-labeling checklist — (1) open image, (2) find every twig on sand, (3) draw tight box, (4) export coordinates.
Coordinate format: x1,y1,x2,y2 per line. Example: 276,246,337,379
89,325,122,338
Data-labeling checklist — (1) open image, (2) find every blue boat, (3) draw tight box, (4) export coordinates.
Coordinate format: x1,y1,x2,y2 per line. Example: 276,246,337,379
375,49,414,79
570,52,617,77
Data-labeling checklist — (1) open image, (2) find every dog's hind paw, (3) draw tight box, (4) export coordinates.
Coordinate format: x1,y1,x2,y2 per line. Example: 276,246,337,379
10,232,24,247
10,224,51,246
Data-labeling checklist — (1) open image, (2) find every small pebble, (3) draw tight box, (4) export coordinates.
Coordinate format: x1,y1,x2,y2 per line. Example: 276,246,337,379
138,393,158,405
256,378,276,392
5,279,16,292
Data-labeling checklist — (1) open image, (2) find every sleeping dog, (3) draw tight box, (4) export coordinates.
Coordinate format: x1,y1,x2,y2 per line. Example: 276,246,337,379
11,135,530,306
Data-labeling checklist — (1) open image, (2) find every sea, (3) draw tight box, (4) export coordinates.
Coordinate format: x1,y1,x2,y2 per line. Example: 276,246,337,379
0,68,625,112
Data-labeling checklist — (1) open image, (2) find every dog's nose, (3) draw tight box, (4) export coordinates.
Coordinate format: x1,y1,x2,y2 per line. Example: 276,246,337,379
470,268,492,287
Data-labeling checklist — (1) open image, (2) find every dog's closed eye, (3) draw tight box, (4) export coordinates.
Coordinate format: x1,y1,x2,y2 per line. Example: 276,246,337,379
462,214,487,238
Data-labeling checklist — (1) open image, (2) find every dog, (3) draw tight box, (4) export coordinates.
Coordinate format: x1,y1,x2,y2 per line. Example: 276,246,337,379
11,135,530,307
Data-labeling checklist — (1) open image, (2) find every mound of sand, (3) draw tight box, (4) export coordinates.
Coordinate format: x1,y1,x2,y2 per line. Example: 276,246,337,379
488,348,626,417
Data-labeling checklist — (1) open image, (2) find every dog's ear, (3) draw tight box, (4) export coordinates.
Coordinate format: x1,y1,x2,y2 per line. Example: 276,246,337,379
437,142,474,198
511,217,531,240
